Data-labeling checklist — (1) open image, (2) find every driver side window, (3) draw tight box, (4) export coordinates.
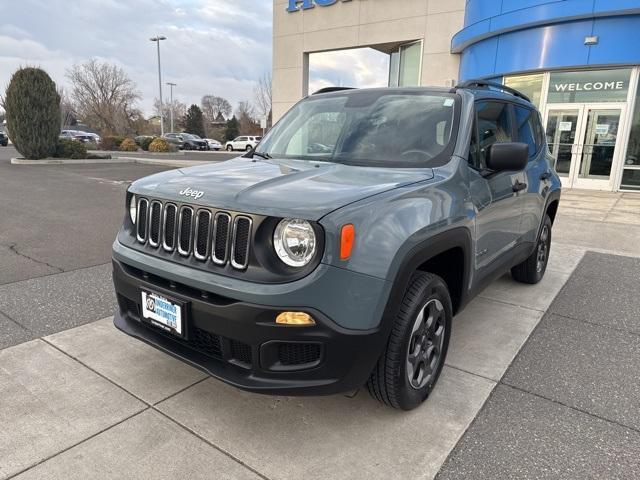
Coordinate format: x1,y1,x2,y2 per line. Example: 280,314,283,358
475,101,514,169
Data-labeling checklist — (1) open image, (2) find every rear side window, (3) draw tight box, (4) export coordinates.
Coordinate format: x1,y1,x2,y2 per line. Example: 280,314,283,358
514,105,537,158
475,101,514,169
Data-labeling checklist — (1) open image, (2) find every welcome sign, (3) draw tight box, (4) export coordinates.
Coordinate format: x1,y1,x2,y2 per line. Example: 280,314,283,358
548,69,631,103
287,0,352,12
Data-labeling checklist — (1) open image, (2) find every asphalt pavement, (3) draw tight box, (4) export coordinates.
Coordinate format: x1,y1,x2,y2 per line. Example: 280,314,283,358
0,146,233,348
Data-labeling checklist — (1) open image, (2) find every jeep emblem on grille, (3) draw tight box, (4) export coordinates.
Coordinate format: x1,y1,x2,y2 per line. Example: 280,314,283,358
179,187,205,200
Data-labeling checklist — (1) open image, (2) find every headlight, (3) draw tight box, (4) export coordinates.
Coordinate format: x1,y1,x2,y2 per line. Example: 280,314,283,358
129,194,137,224
273,218,317,267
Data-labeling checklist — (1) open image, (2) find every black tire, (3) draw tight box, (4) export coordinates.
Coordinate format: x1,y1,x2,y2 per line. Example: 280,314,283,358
183,143,191,151
511,214,552,284
367,272,452,410
246,145,253,151
226,145,233,152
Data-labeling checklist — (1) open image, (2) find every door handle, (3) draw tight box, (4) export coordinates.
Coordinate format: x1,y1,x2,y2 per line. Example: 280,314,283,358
513,181,527,192
540,171,552,181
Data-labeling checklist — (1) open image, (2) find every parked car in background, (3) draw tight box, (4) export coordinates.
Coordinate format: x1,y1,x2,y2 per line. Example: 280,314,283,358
188,134,210,150
162,133,207,151
162,133,184,149
85,132,101,144
204,138,222,150
225,136,261,152
74,133,95,143
59,131,77,141
0,132,8,146
180,133,209,150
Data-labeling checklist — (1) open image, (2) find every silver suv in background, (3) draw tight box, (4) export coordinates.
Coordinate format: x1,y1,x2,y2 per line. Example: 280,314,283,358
225,136,261,152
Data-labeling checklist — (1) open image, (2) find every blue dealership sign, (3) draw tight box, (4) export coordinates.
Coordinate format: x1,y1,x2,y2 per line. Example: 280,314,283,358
287,0,352,12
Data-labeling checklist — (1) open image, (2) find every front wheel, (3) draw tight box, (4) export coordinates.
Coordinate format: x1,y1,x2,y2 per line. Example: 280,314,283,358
226,145,233,152
511,214,552,284
367,272,452,410
246,145,253,151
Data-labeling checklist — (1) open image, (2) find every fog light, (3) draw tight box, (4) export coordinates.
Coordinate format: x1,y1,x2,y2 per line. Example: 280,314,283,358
276,311,315,326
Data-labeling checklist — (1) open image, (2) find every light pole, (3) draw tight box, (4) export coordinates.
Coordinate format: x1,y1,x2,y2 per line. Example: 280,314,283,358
166,82,177,133
150,36,167,135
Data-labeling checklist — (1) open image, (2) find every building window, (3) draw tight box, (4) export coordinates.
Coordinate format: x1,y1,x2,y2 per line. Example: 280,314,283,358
504,74,544,108
622,78,640,191
547,69,631,104
389,41,422,87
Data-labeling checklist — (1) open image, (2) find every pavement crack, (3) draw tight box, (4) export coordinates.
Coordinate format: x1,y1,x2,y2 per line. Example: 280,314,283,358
499,382,640,435
7,243,64,273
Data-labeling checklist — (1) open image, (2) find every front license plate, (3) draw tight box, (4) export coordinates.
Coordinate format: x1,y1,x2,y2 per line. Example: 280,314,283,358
141,291,183,336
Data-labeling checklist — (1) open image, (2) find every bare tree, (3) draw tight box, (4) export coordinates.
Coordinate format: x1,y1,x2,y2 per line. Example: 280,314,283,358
236,101,259,135
253,72,272,128
58,88,77,128
66,59,140,135
154,98,187,131
201,95,232,123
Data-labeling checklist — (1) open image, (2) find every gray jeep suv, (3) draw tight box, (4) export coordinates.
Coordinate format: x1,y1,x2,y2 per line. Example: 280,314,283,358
112,82,561,410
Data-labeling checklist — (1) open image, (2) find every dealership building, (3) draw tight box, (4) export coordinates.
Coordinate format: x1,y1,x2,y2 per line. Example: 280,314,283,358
272,0,640,191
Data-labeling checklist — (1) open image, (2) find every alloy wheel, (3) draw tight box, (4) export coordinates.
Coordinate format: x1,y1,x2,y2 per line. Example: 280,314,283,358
536,225,550,273
406,298,446,390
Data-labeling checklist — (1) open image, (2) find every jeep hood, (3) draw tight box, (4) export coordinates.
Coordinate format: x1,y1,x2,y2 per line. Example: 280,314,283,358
129,157,434,220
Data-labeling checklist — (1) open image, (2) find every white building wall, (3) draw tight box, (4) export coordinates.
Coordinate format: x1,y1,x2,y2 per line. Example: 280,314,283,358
272,0,466,121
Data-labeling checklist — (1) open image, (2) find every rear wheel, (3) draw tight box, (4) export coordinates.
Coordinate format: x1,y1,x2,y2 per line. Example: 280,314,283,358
226,145,233,151
511,214,552,284
246,145,253,151
367,272,452,410
183,143,191,150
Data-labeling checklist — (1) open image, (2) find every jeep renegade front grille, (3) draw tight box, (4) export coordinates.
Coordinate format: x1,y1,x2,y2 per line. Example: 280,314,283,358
134,198,252,271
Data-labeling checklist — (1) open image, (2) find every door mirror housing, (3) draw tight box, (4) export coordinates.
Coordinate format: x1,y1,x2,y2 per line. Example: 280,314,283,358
486,142,528,172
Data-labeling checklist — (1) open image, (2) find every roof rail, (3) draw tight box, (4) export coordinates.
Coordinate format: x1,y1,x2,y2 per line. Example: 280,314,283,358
312,86,356,95
455,80,531,103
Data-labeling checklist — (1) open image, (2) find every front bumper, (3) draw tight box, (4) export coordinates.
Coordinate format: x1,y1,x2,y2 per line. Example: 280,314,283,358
112,246,392,395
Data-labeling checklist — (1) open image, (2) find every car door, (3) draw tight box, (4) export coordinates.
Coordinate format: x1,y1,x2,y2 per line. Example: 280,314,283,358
514,105,550,244
468,100,527,270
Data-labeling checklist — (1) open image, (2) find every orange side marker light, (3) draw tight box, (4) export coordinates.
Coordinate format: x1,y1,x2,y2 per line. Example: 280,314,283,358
340,224,355,260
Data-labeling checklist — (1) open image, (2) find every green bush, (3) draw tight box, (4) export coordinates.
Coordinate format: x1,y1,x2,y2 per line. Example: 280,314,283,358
148,138,171,152
99,135,126,151
140,136,154,151
54,139,87,159
4,67,61,159
119,138,138,152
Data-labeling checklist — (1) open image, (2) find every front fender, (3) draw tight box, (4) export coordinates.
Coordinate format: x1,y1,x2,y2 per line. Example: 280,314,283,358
319,158,474,281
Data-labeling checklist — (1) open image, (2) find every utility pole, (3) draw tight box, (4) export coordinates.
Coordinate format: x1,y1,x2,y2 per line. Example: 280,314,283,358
150,36,167,135
166,82,177,133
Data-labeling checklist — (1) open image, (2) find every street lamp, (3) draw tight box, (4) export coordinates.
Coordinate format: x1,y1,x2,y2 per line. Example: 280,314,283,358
166,82,177,133
150,35,167,135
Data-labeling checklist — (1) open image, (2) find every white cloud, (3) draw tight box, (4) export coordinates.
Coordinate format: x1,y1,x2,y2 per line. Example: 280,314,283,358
309,48,390,93
1,0,273,115
1,2,391,117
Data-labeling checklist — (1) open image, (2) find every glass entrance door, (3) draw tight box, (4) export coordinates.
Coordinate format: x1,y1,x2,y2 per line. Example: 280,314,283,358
545,104,626,190
545,108,581,182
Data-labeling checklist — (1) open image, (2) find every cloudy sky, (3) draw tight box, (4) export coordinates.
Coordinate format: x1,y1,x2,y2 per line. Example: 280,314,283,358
1,0,388,116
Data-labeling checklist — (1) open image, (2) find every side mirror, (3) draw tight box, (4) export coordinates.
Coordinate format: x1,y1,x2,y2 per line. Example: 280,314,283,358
486,142,528,172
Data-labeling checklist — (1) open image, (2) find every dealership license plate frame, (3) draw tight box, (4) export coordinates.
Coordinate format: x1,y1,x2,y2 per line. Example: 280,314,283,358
141,290,187,338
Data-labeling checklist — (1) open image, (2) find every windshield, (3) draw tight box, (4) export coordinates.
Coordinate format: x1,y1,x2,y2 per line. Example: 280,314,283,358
256,90,458,167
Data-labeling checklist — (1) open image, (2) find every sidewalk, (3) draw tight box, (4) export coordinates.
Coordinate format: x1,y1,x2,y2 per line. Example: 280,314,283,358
1,189,639,479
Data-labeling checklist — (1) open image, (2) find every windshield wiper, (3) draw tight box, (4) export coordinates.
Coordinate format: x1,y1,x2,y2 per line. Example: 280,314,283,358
251,151,272,160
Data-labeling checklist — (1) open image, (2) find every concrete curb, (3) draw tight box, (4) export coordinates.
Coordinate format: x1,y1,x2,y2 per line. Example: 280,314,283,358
10,157,209,167
87,150,186,156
